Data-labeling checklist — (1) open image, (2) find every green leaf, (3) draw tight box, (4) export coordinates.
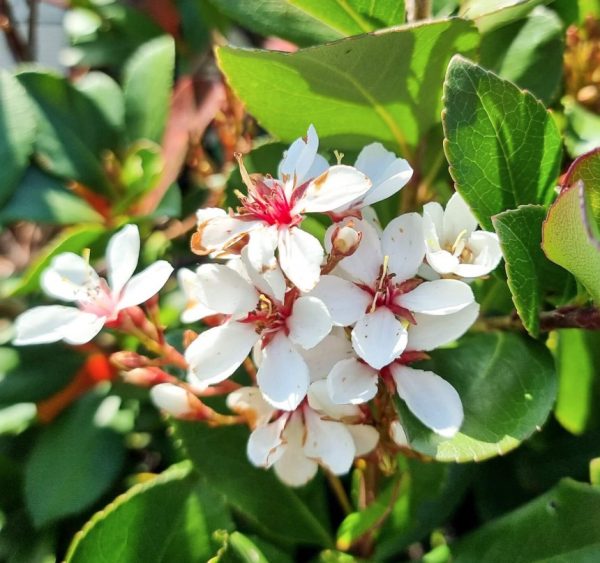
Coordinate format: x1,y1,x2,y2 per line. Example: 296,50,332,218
207,0,342,46
0,167,103,225
75,71,125,133
66,461,232,562
563,98,600,159
563,147,600,229
16,71,117,195
555,329,600,435
173,422,333,547
452,479,600,562
287,0,405,35
217,19,479,158
117,141,164,209
542,181,600,303
25,391,126,527
0,70,36,206
10,224,106,296
123,36,175,144
460,0,549,33
396,332,557,462
492,205,571,336
479,6,564,105
0,344,84,404
443,56,562,229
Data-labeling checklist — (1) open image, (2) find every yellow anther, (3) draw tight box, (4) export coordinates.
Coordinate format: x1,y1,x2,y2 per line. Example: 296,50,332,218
258,294,273,316
82,247,91,265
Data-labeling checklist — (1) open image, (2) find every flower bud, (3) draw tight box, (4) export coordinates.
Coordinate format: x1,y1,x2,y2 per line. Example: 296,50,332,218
150,383,197,418
331,224,361,256
123,367,172,387
390,420,409,447
110,351,150,371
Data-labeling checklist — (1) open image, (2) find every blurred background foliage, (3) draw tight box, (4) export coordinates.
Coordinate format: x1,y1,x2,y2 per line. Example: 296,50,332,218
1,0,600,562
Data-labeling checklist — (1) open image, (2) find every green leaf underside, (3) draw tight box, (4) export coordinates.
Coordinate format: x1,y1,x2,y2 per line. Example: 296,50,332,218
563,147,600,230
288,0,405,35
542,181,600,303
25,392,125,527
443,56,562,230
0,70,36,206
555,329,600,435
173,422,332,547
396,332,557,462
123,35,175,144
453,479,600,562
493,205,570,336
66,462,232,563
217,19,479,158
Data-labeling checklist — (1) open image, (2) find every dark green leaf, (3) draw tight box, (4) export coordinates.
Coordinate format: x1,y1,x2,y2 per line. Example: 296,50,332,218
443,56,562,229
0,70,36,206
75,72,125,133
396,332,557,462
453,479,600,562
493,205,571,336
16,71,117,195
173,421,332,547
217,19,479,158
123,36,175,144
25,392,126,527
0,167,103,225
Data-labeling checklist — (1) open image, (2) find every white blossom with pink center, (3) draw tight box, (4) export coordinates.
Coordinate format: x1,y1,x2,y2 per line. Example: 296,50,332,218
192,125,372,292
13,225,173,346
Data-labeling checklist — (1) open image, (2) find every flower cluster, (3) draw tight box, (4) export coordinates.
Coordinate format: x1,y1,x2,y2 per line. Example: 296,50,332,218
155,126,501,486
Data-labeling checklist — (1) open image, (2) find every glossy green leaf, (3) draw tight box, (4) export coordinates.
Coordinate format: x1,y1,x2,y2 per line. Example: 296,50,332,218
443,56,562,229
123,36,175,144
173,422,332,547
493,205,571,336
25,392,126,527
66,462,232,563
0,167,103,225
75,71,125,133
16,71,117,195
542,181,600,303
207,0,342,46
460,0,549,33
288,0,405,35
564,98,600,159
217,19,479,158
479,6,563,105
453,479,600,562
0,70,36,206
216,531,293,563
555,330,600,435
396,332,557,462
0,345,84,404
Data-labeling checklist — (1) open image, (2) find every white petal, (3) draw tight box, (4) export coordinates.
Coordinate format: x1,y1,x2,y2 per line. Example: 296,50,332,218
454,231,502,279
326,218,382,285
192,263,258,316
407,302,479,351
308,275,371,326
150,383,193,417
257,333,310,411
226,386,276,427
278,227,323,292
299,332,355,382
390,420,409,446
247,414,289,468
327,358,379,405
117,261,173,309
443,192,478,244
240,246,287,304
303,408,356,475
185,321,259,386
273,411,318,487
178,267,218,323
278,124,321,187
245,226,278,274
40,252,100,302
360,205,383,235
287,296,332,350
396,279,474,315
13,305,104,346
381,213,425,281
391,365,463,438
299,165,371,213
351,307,407,370
307,379,361,420
423,201,444,243
196,211,260,253
355,142,397,179
348,424,379,456
425,249,460,275
106,224,140,295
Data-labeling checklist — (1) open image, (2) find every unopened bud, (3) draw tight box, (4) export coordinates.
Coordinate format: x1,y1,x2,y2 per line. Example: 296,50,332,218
332,225,361,256
110,351,150,370
150,383,204,419
123,367,172,387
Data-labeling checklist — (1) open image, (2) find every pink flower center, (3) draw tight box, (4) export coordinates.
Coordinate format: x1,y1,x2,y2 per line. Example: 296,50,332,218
238,179,303,228
78,278,119,319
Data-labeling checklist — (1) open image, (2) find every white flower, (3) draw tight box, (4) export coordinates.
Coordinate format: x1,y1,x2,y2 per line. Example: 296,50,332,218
244,380,378,487
177,268,217,324
184,259,332,411
310,216,477,372
13,225,173,346
422,192,502,279
192,125,372,292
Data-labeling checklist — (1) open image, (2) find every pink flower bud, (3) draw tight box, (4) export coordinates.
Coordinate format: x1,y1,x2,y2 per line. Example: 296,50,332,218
331,224,361,256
